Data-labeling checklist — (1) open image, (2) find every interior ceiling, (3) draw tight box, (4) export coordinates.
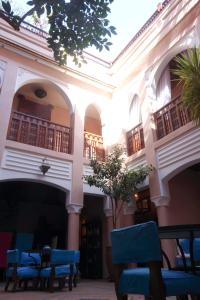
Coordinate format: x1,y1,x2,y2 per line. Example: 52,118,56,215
17,83,69,110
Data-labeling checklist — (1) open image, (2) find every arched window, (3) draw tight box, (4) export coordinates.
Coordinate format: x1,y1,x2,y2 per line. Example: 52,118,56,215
156,65,171,110
128,94,141,130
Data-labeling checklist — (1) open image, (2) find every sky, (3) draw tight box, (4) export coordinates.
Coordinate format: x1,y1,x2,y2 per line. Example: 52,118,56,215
8,0,162,62
88,0,161,61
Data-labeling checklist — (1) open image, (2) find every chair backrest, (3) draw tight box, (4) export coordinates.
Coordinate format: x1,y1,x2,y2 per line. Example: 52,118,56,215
7,249,20,265
20,252,41,266
74,250,80,263
0,232,13,268
15,233,33,252
111,221,162,264
50,249,76,265
179,238,200,260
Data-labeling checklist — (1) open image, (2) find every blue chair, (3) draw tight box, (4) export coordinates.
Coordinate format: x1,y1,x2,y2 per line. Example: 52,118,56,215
40,249,76,292
5,249,41,292
15,233,33,253
111,221,200,300
176,238,200,269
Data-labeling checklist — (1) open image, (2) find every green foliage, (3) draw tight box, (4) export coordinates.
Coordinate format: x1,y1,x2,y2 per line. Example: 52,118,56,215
0,0,117,66
85,145,153,228
173,48,200,125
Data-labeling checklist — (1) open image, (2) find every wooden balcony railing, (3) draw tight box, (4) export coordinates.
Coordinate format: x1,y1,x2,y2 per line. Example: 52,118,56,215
154,95,191,140
7,111,71,154
84,131,105,161
126,124,145,156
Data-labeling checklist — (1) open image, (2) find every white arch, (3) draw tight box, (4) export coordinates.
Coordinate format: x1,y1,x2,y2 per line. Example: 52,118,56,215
145,28,197,100
0,177,68,193
84,102,102,124
127,94,141,130
15,77,73,114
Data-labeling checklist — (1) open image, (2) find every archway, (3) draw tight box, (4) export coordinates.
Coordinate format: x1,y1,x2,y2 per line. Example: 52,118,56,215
166,162,200,225
0,180,68,248
79,194,105,279
84,104,105,160
7,80,73,154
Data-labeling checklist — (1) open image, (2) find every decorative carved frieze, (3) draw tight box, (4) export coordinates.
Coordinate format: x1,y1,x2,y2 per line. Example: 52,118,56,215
66,204,83,214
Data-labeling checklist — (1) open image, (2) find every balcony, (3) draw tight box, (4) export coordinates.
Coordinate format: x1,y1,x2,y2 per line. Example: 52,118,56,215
126,124,145,156
7,111,71,154
154,95,191,140
84,131,105,161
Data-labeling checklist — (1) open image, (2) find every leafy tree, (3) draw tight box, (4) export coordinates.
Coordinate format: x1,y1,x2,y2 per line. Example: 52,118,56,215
173,48,200,125
84,145,152,228
0,0,116,65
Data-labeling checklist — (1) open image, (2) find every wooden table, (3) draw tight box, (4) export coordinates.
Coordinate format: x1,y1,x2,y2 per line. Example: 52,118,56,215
159,224,200,272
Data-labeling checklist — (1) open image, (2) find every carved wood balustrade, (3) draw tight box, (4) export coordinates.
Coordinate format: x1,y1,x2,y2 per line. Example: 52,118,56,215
126,123,145,156
84,131,105,161
154,95,191,140
7,111,71,154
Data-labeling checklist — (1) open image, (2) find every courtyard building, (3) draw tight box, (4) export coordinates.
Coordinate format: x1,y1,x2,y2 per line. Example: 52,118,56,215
0,0,199,278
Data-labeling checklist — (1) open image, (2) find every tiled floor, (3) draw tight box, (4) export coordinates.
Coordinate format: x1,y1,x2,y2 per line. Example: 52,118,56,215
0,279,176,300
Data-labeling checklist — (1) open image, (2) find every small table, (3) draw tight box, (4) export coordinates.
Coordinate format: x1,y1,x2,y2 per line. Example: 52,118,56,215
158,224,200,273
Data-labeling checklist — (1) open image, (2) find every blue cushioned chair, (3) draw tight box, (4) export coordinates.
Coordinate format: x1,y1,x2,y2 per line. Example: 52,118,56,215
176,238,200,269
5,249,41,292
111,221,200,300
40,249,76,292
15,233,33,253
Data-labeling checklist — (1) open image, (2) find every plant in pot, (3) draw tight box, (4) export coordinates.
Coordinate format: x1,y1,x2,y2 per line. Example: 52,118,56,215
84,144,153,279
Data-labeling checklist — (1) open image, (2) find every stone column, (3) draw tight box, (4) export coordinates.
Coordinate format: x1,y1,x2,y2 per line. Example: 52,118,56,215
66,104,84,249
152,196,176,267
0,60,18,162
66,204,82,250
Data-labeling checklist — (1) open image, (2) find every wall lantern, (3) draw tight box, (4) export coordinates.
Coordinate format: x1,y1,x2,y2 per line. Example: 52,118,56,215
34,88,47,98
39,158,51,175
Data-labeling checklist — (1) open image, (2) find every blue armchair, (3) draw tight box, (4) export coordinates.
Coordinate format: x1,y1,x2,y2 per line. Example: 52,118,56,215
5,249,41,292
40,249,76,292
111,221,200,300
176,238,200,269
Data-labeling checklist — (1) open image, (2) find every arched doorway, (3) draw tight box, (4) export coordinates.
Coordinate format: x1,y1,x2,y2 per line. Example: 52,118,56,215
79,194,105,279
84,104,105,161
167,162,200,225
0,180,68,249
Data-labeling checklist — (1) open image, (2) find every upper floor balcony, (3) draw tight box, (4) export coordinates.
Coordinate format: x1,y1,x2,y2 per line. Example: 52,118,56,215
84,131,105,161
126,123,145,156
154,95,191,140
7,111,71,154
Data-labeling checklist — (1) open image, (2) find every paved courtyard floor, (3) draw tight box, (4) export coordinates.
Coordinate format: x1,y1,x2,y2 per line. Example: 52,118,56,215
0,279,176,300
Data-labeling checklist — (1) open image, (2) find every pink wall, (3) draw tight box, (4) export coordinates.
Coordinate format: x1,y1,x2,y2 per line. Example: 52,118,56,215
167,168,200,225
84,116,102,135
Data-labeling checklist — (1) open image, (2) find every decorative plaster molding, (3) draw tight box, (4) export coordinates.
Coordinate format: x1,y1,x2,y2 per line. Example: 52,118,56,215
0,59,7,92
66,204,83,214
151,195,170,207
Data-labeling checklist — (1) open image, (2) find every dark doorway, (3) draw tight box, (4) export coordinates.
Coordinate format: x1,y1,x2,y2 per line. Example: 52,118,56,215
80,194,104,279
0,181,68,249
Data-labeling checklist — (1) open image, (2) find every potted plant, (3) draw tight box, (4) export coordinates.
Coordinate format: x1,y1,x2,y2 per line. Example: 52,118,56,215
84,145,152,280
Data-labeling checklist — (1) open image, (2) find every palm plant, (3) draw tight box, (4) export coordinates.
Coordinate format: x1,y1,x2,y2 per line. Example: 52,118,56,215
173,47,200,125
84,145,152,229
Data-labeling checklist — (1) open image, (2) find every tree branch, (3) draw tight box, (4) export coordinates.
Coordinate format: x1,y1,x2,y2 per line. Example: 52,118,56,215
18,6,36,25
0,9,19,30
